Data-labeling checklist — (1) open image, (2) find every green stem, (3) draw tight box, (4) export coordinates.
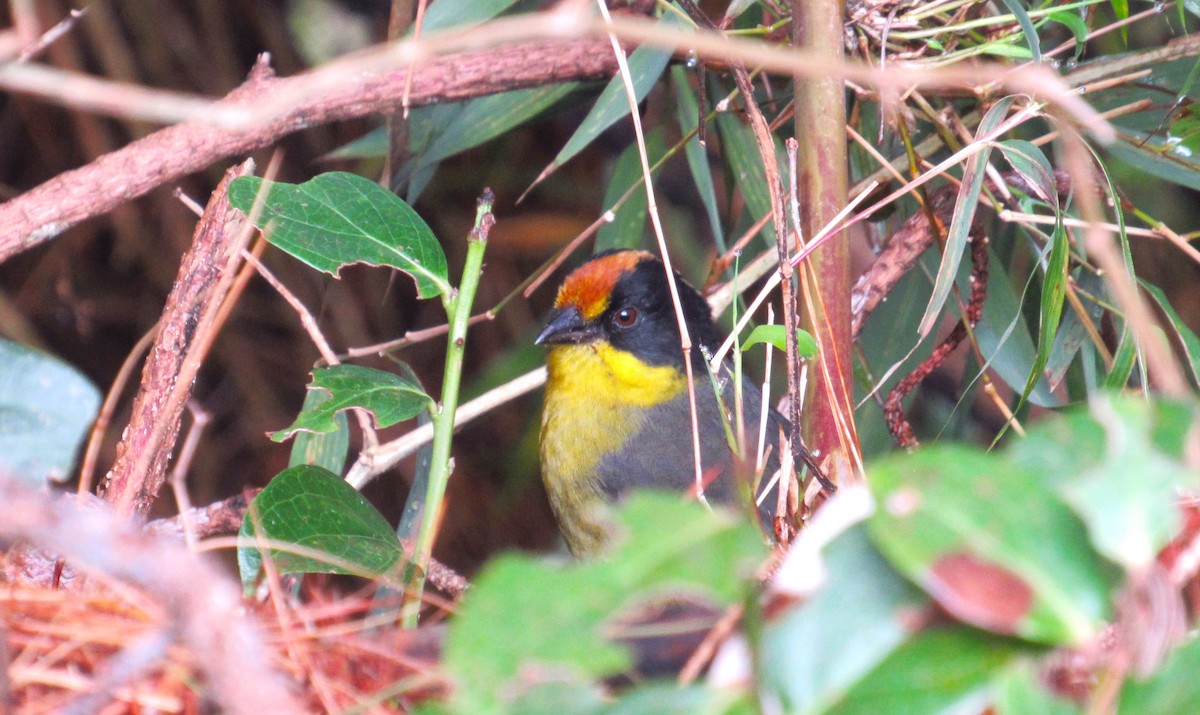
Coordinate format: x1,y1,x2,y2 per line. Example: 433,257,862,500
402,189,494,627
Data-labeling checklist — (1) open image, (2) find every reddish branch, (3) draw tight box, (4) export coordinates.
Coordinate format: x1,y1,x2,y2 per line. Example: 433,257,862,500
99,161,252,516
883,231,990,448
0,38,619,263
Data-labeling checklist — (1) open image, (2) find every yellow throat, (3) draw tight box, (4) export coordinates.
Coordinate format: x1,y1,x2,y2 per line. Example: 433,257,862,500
540,341,686,553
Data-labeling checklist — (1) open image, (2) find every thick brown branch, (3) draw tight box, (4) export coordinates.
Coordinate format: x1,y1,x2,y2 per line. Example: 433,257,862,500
0,39,618,263
99,161,252,515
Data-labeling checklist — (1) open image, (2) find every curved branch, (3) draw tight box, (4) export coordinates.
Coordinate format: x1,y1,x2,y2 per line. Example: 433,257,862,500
0,38,618,263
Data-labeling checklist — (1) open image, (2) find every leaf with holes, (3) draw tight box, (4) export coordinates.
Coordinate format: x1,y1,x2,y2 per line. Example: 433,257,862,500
229,172,450,299
868,445,1117,645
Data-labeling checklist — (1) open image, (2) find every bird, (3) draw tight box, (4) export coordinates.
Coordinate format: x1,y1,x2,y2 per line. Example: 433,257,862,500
535,249,794,556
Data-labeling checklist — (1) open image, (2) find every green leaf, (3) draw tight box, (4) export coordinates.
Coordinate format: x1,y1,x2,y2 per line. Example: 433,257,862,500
995,662,1082,715
1012,395,1200,571
973,250,1060,407
1104,136,1200,193
0,338,100,487
420,0,519,32
441,493,764,712
541,13,688,177
238,465,404,592
832,627,1027,715
868,444,1116,645
761,526,929,713
996,0,1042,63
1048,11,1090,61
741,324,819,358
671,67,723,249
596,129,668,252
716,110,787,245
288,385,349,474
1118,633,1200,715
272,364,433,441
1141,280,1200,388
228,172,450,299
919,96,1015,338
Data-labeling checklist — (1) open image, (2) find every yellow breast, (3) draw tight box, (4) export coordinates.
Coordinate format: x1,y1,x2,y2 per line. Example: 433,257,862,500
540,341,686,554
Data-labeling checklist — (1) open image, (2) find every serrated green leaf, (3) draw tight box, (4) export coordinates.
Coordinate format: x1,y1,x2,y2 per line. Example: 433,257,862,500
740,324,819,358
0,338,100,487
441,493,764,712
228,172,450,299
272,364,432,441
868,444,1116,645
238,465,404,592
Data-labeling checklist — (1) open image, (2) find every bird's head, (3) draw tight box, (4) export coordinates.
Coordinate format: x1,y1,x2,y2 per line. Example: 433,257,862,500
534,249,719,368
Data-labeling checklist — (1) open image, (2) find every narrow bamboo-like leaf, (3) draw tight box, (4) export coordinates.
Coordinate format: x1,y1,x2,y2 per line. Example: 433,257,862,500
716,111,787,244
671,66,723,249
329,84,574,166
422,85,576,168
0,339,100,487
420,0,519,32
272,364,433,441
918,97,1015,337
1048,11,1090,60
998,140,1057,205
539,13,688,179
1105,136,1200,192
741,324,819,358
1015,217,1069,411
288,385,349,474
1141,280,1200,387
1105,325,1138,389
238,465,404,592
997,0,1042,63
1046,270,1105,388
229,172,450,299
1110,0,1130,44
973,251,1059,407
596,129,667,252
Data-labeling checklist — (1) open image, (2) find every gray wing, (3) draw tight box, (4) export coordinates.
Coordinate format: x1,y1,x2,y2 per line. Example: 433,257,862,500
594,371,784,515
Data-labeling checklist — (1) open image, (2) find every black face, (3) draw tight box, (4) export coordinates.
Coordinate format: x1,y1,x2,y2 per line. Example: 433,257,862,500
595,257,720,368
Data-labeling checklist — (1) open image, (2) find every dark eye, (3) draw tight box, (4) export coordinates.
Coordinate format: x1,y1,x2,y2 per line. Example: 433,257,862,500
612,306,639,328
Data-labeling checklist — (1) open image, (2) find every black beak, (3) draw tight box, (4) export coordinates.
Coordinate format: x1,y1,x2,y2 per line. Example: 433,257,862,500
535,306,601,346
